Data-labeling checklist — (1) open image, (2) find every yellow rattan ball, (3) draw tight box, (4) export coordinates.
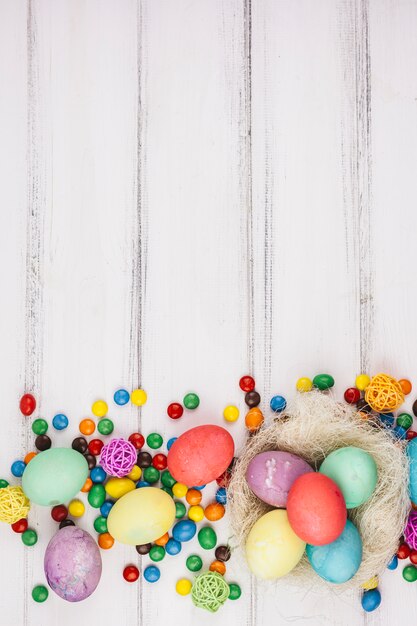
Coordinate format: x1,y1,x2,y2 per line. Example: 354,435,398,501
365,373,405,412
0,486,30,524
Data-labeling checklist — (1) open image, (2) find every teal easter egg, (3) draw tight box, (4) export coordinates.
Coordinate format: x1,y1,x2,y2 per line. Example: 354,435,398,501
407,438,417,503
306,520,362,583
319,446,377,508
22,448,89,506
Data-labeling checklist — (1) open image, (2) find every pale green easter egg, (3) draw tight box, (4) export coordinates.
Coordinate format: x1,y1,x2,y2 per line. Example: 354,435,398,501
319,446,377,508
22,448,89,506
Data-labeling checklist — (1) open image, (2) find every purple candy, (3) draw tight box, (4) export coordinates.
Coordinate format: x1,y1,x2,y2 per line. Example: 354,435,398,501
246,450,313,507
44,526,102,602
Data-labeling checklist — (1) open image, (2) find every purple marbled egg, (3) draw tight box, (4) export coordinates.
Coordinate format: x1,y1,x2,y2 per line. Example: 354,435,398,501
246,451,313,507
44,526,102,602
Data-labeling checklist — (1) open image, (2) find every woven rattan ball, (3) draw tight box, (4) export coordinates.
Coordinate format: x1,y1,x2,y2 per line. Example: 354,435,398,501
0,486,30,524
365,373,405,412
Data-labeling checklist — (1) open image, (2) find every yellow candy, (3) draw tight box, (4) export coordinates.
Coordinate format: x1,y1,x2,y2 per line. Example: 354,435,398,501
172,482,188,498
176,579,192,596
188,505,204,522
356,374,371,391
223,405,239,422
92,400,108,418
68,499,85,517
127,465,142,481
362,575,378,590
131,389,147,406
296,377,313,393
105,477,135,499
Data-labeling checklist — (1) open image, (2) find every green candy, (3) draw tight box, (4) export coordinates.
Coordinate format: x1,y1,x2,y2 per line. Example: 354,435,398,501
88,484,106,508
228,583,242,600
93,515,108,534
97,419,114,436
198,526,217,550
32,418,48,435
313,374,335,390
0,479,9,489
22,529,38,546
397,413,413,430
143,466,160,484
183,393,200,410
149,545,165,562
403,565,417,582
32,585,48,602
186,554,203,572
160,486,173,497
161,470,176,488
175,501,186,519
147,433,163,449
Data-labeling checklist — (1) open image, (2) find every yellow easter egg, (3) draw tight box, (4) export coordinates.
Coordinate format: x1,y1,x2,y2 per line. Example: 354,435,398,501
107,487,176,545
246,509,305,579
105,477,135,500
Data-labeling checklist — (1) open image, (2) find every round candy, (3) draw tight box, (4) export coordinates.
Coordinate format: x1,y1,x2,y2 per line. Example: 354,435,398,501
186,488,202,505
72,437,88,454
394,425,408,439
173,520,197,542
35,435,51,451
167,403,183,419
137,451,152,468
24,452,37,464
287,473,346,545
172,482,188,498
319,446,377,508
167,425,234,487
51,505,68,523
143,467,160,483
270,395,286,413
161,470,176,488
296,377,313,393
344,387,360,404
223,405,239,422
131,389,147,406
44,527,102,601
92,400,108,418
362,575,378,590
411,550,417,565
94,516,108,534
210,560,226,575
88,484,106,509
188,505,204,522
20,393,36,416
143,565,160,583
128,432,145,450
107,487,176,545
356,374,370,391
387,554,398,569
12,518,28,533
59,519,75,529
399,379,412,395
32,585,48,603
79,419,95,436
175,501,186,518
313,374,334,390
215,487,227,505
149,545,165,562
127,465,142,481
245,408,264,432
98,532,114,549
105,477,135,499
90,466,107,483
167,437,177,450
403,565,417,582
198,526,217,550
136,543,151,555
0,479,9,489
114,389,130,406
137,481,150,488
215,545,231,561
52,414,68,430
176,578,192,595
152,454,167,470
397,542,411,559
228,583,241,600
166,538,181,555
32,419,48,435
361,588,381,612
84,453,97,470
186,554,203,572
154,532,169,546
239,376,255,392
97,418,114,436
22,529,38,546
246,510,305,579
183,393,200,409
147,433,163,449
245,390,261,408
123,565,139,582
379,413,395,428
397,413,413,430
100,500,114,517
68,499,85,517
407,430,417,440
81,478,93,492
11,460,26,477
205,503,225,521
246,451,313,508
22,448,89,506
306,520,362,583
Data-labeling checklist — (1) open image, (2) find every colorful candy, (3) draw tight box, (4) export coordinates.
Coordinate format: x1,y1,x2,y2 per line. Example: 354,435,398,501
114,389,130,406
52,414,68,430
198,526,217,550
167,403,183,419
183,393,200,409
92,400,108,418
130,389,147,406
123,565,139,582
32,585,48,602
223,405,239,422
20,393,36,417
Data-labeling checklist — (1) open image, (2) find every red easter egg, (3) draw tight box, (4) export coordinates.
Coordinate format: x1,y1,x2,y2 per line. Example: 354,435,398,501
287,473,347,545
167,425,234,487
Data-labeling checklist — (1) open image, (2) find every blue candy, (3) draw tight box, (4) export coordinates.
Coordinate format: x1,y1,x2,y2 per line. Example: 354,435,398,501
90,466,107,483
144,565,160,583
167,437,177,451
392,425,407,439
193,484,206,491
270,395,287,413
172,520,197,542
100,500,114,518
216,487,227,505
113,389,130,406
136,481,150,488
11,460,26,478
379,412,394,428
361,588,381,612
52,413,68,430
387,555,398,570
165,538,182,555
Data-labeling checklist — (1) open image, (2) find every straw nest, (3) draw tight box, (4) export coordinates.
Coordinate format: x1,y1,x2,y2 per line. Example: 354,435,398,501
228,390,409,590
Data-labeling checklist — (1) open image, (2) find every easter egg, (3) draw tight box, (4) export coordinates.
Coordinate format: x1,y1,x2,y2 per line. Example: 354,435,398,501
246,451,313,507
246,509,305,579
287,473,346,545
319,447,377,508
167,425,234,486
22,448,89,506
306,520,362,583
407,438,417,503
107,487,176,545
44,527,102,602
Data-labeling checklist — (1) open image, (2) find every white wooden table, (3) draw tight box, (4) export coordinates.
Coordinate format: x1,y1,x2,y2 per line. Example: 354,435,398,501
1,1,416,624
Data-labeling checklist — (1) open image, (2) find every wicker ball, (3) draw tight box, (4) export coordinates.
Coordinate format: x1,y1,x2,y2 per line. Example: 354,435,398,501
191,571,230,612
365,373,404,412
404,510,417,550
0,486,30,524
100,438,137,477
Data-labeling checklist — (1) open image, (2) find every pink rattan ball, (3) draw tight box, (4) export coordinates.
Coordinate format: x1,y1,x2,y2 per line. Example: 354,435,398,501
404,510,417,550
100,438,137,478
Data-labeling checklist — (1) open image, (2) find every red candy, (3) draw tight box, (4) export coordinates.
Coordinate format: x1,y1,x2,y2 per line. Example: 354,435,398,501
239,376,255,392
407,430,417,441
397,542,411,559
411,550,417,564
216,458,236,488
19,393,36,417
152,453,167,470
88,439,104,456
128,433,145,450
51,505,68,522
344,387,360,404
11,518,28,533
167,403,183,420
123,565,140,582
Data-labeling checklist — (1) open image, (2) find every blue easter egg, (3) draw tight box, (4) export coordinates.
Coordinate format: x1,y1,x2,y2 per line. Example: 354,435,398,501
387,554,398,570
361,588,381,612
165,538,182,555
270,395,287,413
11,460,26,477
407,438,417,503
216,487,227,504
114,389,130,406
306,520,362,583
100,500,114,517
172,520,197,542
52,414,69,430
90,466,107,483
143,565,160,583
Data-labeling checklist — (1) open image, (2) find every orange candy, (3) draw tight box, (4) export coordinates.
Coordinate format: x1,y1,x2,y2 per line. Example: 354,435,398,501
186,489,202,506
24,452,37,464
209,560,226,575
79,418,96,436
81,477,93,493
399,379,412,395
205,502,225,521
98,532,114,549
245,408,264,432
155,532,169,546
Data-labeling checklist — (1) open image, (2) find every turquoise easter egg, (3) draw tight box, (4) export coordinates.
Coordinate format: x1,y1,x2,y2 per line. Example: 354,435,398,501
306,520,362,583
407,438,417,503
319,446,377,508
22,448,89,506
